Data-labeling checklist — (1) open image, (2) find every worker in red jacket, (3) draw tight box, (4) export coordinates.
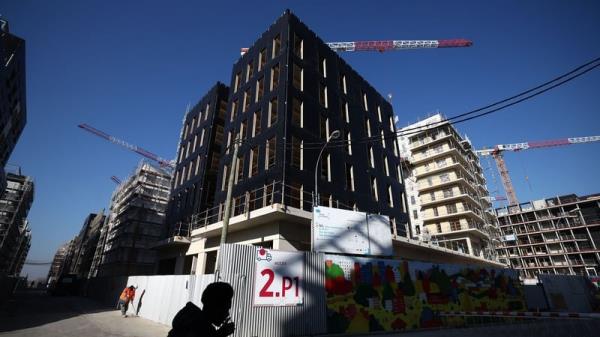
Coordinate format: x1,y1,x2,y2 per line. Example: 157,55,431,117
118,285,136,317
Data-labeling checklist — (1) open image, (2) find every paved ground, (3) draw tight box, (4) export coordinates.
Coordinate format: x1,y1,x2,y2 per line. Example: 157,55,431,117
0,290,170,337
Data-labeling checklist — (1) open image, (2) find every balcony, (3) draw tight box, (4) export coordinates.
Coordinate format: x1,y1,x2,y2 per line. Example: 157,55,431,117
420,191,480,208
409,133,452,151
422,206,485,224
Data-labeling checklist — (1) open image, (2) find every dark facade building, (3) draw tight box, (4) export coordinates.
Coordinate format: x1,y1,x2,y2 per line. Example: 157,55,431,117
165,83,229,237
214,11,407,235
0,20,27,193
0,170,33,275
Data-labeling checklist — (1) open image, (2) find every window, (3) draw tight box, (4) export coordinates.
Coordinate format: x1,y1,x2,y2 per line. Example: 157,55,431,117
258,48,266,71
443,188,453,198
210,153,219,171
437,159,447,168
195,156,201,175
321,153,331,181
320,116,327,139
240,120,247,140
415,225,421,235
377,106,382,122
218,100,227,119
214,125,224,146
250,147,258,177
381,130,386,148
346,164,354,191
230,100,238,121
440,173,450,182
246,60,254,82
430,191,435,201
269,98,278,126
388,186,394,207
174,170,180,188
225,131,232,154
384,156,389,176
433,207,439,216
447,204,457,214
450,220,461,231
255,77,264,102
369,146,375,168
204,104,210,120
344,103,350,123
292,98,303,127
192,134,198,153
243,89,251,112
221,165,228,191
319,57,327,77
436,223,442,233
292,136,302,169
294,34,303,59
371,177,378,201
413,210,418,219
389,116,395,132
340,75,347,94
362,92,368,111
185,140,191,158
272,35,281,58
319,85,328,108
180,165,186,185
270,64,279,91
252,110,261,137
293,64,303,91
410,196,416,205
200,129,205,147
234,72,241,93
266,137,276,168
191,117,196,135
346,131,352,155
366,118,371,137
183,123,189,139
236,155,245,183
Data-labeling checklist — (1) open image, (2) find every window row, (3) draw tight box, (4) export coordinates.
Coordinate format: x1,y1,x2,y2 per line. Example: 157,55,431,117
182,103,212,140
173,153,220,189
231,68,280,121
233,35,281,93
221,137,277,190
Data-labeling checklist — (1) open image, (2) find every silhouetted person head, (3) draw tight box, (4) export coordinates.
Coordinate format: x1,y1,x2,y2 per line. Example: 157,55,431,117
201,282,234,326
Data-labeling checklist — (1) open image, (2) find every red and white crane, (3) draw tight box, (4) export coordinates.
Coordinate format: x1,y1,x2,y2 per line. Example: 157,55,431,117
78,123,176,169
475,135,600,206
241,38,472,55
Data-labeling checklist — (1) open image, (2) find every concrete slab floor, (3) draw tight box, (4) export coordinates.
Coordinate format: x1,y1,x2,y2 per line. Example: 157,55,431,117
0,290,169,337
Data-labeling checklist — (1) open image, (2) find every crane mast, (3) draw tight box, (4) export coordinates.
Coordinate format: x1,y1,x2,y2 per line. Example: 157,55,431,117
476,135,600,205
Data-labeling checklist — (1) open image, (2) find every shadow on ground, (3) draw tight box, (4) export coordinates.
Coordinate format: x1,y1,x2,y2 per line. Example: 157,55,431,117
0,290,112,332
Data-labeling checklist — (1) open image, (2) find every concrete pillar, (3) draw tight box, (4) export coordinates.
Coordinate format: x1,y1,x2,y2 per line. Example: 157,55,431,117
194,252,208,275
466,237,474,256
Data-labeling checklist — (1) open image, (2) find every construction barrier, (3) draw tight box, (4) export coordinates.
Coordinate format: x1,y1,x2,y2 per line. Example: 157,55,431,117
440,311,600,319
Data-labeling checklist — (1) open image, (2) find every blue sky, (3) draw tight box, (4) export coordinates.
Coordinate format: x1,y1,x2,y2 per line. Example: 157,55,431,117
3,1,599,278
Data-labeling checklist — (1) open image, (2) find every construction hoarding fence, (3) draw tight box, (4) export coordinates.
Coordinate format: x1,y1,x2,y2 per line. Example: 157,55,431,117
324,254,525,334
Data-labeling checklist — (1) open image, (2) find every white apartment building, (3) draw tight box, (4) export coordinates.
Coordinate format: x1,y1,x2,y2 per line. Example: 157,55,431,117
398,114,499,260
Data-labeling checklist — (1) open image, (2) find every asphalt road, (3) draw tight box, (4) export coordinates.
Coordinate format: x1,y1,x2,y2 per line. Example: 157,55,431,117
0,290,169,337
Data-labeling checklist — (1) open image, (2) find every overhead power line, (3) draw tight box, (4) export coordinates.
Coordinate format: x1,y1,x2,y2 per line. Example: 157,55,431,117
289,55,600,150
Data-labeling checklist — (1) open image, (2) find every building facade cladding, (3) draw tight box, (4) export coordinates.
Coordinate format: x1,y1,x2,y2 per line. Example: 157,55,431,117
0,172,33,275
68,212,106,278
399,114,498,259
98,161,170,277
166,83,229,237
495,194,600,279
0,20,27,192
213,12,407,235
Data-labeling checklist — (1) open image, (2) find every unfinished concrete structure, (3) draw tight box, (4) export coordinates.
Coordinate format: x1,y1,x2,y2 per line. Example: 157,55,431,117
398,114,499,260
0,170,33,276
97,161,170,276
495,193,600,279
47,240,73,286
67,212,106,278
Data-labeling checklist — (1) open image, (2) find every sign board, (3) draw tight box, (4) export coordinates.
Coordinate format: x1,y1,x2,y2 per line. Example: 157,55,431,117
313,206,393,256
503,234,516,241
253,247,304,306
313,206,370,254
366,214,394,256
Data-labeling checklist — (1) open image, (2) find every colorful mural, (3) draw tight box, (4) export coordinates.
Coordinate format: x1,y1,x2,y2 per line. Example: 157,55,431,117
324,255,525,333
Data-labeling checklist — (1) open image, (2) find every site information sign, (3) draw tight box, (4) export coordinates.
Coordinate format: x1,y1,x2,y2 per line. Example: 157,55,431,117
253,247,304,306
313,206,393,256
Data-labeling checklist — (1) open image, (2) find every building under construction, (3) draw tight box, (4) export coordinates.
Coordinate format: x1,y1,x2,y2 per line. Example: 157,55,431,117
97,161,170,276
0,170,33,276
495,193,600,279
398,113,499,260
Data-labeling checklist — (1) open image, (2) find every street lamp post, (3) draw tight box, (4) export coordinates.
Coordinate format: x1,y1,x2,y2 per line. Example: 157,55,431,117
312,130,340,252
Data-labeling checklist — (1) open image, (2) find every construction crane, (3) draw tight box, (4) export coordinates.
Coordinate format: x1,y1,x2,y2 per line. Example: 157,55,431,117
475,135,600,206
241,38,472,55
110,176,122,184
78,123,175,169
